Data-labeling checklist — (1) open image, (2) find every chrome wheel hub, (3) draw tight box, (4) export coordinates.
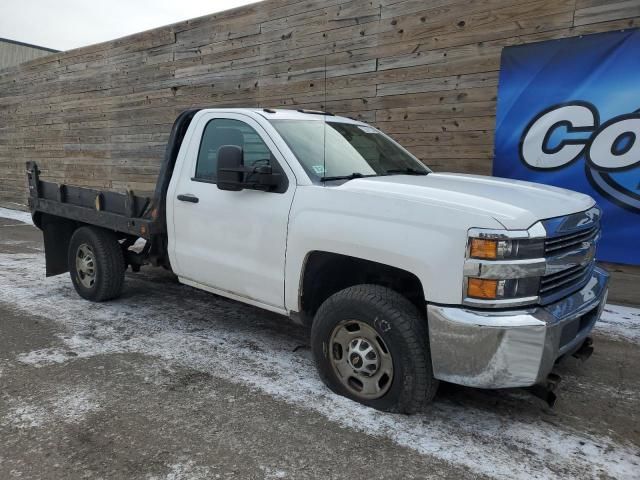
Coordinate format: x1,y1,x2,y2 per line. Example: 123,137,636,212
329,320,393,400
76,244,96,288
346,338,379,375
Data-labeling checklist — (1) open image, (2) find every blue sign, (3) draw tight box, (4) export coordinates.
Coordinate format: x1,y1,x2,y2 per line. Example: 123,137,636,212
494,29,640,266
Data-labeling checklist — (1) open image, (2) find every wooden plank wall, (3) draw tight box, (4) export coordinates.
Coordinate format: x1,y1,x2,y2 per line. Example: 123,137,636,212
0,0,638,303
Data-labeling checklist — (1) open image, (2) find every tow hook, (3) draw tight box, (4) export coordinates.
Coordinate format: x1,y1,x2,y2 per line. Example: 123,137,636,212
572,336,594,362
528,373,561,408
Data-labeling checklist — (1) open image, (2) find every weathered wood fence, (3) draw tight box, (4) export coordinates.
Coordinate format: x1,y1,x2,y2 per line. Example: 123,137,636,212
0,0,638,302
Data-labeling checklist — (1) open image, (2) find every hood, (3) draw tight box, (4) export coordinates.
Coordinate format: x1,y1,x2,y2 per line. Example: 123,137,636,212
338,173,595,230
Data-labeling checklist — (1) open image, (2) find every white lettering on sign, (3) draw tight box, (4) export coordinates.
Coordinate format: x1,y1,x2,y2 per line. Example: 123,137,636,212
520,102,640,172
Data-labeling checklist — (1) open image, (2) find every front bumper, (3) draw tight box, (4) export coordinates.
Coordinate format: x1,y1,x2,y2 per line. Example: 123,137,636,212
427,267,609,388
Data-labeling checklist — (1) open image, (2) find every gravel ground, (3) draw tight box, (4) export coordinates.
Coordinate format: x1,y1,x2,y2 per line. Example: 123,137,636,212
0,210,639,479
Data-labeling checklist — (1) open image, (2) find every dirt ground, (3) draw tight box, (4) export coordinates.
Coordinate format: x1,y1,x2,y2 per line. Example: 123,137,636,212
0,213,639,479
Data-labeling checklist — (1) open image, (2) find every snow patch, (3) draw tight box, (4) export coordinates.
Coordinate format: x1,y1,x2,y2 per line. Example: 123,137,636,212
1,251,639,479
2,404,47,429
17,348,71,367
52,390,100,422
595,304,640,343
149,460,212,480
1,388,100,430
0,207,33,225
260,466,288,479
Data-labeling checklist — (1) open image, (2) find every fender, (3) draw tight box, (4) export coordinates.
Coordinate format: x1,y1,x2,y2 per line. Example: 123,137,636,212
283,185,504,312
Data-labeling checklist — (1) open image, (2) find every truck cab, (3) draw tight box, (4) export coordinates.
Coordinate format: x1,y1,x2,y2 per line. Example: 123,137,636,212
28,108,609,413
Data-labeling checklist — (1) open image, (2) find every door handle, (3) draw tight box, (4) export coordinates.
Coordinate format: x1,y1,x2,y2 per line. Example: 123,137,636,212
177,194,199,203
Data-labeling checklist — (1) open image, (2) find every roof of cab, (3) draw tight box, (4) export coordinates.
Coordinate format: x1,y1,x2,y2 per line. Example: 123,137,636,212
198,107,364,124
256,108,363,124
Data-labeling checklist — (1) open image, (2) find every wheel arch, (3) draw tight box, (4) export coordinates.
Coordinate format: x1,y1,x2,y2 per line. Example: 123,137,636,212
297,251,427,326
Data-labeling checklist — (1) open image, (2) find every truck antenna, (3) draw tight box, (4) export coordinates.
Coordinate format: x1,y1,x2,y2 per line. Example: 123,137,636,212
323,54,327,183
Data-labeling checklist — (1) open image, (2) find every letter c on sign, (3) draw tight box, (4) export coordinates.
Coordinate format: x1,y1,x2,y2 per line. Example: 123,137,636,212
588,114,640,171
520,104,596,169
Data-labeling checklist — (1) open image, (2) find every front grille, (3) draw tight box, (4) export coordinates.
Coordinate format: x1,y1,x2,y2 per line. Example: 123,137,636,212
540,263,593,296
544,225,599,255
539,212,601,305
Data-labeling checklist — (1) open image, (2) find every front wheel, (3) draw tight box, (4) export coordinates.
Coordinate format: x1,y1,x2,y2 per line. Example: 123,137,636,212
68,226,125,302
311,285,438,413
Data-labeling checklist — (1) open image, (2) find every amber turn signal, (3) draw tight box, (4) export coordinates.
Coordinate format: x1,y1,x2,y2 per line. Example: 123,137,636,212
467,278,498,299
469,238,498,259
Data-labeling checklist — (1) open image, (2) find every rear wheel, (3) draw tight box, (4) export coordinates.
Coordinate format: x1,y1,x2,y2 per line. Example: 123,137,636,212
68,226,125,301
311,284,438,413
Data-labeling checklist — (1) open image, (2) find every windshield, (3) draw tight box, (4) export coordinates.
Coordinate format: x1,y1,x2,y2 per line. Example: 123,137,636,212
270,120,430,181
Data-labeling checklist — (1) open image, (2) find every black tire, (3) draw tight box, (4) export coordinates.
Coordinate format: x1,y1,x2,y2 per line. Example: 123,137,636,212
311,285,438,414
68,226,125,302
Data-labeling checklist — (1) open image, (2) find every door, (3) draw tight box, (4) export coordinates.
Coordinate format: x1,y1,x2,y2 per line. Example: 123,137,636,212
170,112,296,311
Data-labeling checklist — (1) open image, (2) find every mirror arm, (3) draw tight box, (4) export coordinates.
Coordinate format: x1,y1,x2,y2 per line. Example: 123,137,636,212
219,163,281,191
219,166,255,174
244,175,282,191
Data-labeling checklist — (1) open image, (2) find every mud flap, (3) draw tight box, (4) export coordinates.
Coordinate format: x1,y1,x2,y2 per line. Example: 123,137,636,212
41,214,76,276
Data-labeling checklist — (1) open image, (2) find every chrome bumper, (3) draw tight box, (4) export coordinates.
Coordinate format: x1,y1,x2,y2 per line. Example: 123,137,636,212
427,267,609,388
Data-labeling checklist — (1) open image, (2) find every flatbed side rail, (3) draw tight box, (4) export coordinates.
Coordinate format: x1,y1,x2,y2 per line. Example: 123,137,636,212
26,162,160,239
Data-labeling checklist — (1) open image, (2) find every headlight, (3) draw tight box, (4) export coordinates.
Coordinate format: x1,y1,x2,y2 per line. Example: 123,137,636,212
464,225,546,307
468,237,544,260
466,277,540,300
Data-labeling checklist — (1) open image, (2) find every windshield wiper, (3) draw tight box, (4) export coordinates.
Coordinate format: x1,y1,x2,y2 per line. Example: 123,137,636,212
384,167,429,176
320,173,375,182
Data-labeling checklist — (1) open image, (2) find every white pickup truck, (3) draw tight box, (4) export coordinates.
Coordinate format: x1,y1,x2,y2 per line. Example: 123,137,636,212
27,108,609,413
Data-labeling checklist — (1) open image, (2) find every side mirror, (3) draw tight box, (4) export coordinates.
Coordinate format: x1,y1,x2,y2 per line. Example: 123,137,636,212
217,145,244,191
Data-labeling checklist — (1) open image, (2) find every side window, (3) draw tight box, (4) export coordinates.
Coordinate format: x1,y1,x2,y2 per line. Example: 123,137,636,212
194,118,273,181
